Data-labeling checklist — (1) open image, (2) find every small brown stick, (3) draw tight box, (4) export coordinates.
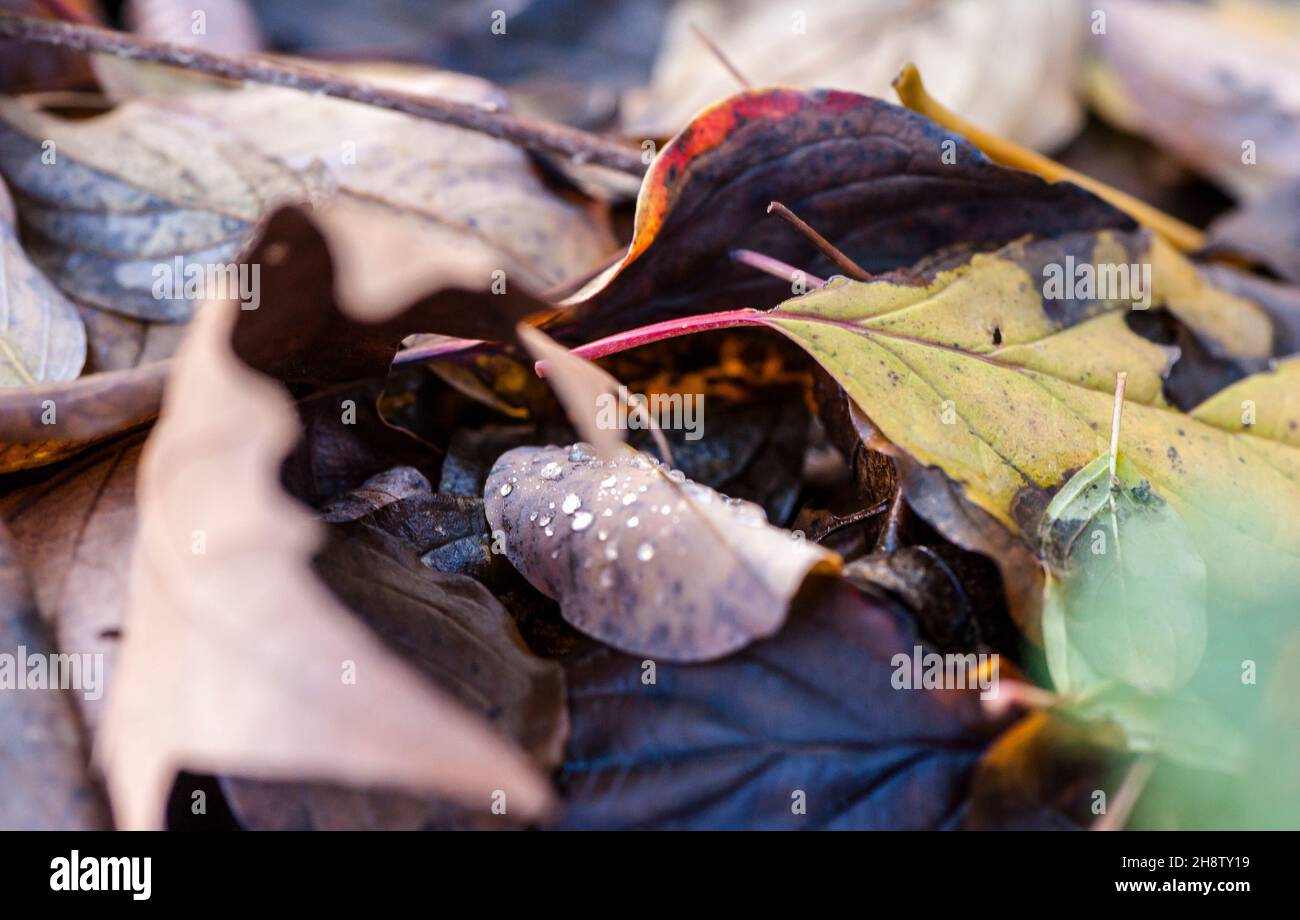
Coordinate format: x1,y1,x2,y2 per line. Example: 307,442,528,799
689,23,751,88
0,11,646,175
766,201,871,281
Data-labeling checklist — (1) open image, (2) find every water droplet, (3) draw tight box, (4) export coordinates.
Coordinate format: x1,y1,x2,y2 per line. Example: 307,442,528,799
498,482,513,496
562,494,581,514
597,529,608,541
604,543,618,560
540,462,563,480
622,493,637,506
668,470,685,483
572,511,593,531
538,515,552,527
529,511,538,522
627,516,639,528
600,475,617,488
660,505,671,515
602,508,613,517
569,444,594,462
544,526,554,537
599,569,615,588
637,542,655,561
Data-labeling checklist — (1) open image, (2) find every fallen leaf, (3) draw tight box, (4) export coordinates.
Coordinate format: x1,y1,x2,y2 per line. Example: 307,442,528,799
625,0,1087,151
485,443,839,660
749,229,1295,622
0,518,111,830
1201,178,1300,284
0,65,612,317
0,176,85,387
1195,262,1300,356
844,543,1012,655
0,432,143,735
317,465,433,523
556,86,1132,339
519,323,674,463
1086,0,1300,201
281,380,441,508
558,576,995,829
232,201,559,385
316,520,567,766
98,298,552,829
218,515,569,831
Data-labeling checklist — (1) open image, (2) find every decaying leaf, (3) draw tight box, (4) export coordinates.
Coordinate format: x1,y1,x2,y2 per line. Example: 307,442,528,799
0,66,611,319
0,433,143,735
626,0,1087,151
519,322,675,465
559,577,996,829
220,513,568,831
844,543,1011,655
99,299,552,829
556,86,1132,339
0,519,111,830
0,176,85,387
485,443,839,660
1201,178,1300,284
228,202,552,386
750,229,1298,622
1086,0,1300,201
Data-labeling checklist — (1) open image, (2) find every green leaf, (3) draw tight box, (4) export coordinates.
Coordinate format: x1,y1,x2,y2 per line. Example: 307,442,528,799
1040,454,1207,696
1067,684,1247,775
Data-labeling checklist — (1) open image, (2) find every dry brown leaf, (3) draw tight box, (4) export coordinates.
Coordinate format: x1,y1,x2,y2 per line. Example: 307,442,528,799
98,299,552,829
485,443,840,660
0,433,143,735
218,512,569,831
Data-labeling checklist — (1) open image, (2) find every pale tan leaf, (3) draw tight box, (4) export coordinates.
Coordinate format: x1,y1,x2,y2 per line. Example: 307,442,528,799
625,0,1085,150
99,300,552,829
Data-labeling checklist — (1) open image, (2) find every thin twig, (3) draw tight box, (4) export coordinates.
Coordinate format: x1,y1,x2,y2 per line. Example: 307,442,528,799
767,201,871,281
0,11,646,175
689,23,751,88
1093,755,1156,831
1108,371,1128,563
731,248,826,288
